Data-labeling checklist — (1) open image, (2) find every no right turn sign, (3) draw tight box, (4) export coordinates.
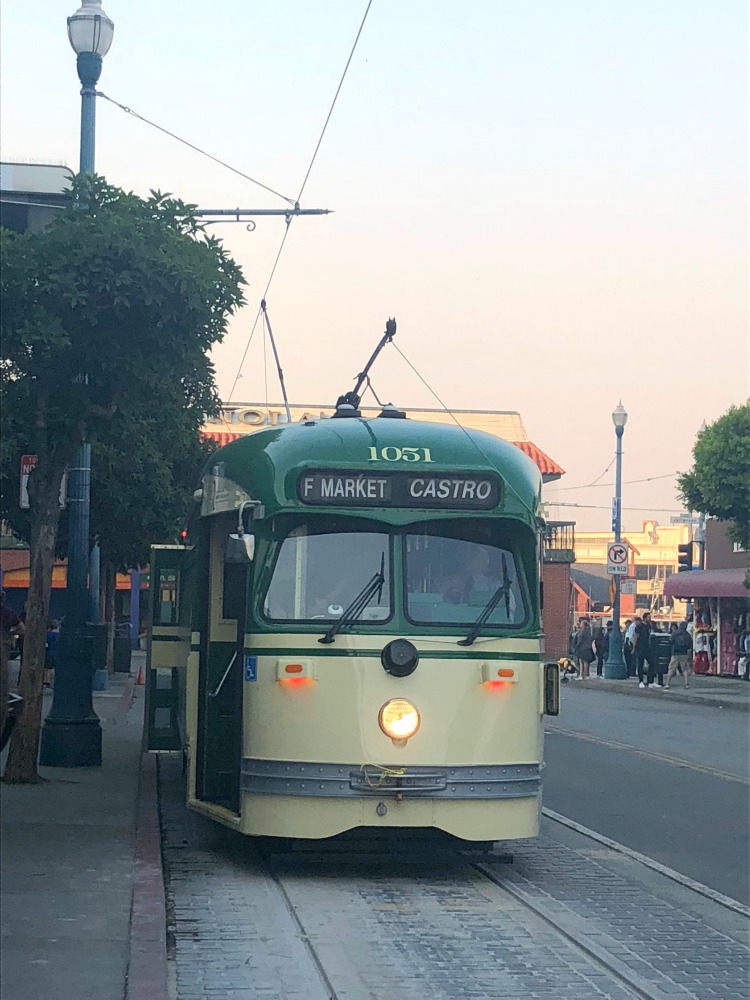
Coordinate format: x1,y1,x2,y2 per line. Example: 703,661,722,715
607,542,629,575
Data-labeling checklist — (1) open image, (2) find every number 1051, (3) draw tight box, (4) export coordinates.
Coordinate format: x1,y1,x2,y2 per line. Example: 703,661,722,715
368,446,434,463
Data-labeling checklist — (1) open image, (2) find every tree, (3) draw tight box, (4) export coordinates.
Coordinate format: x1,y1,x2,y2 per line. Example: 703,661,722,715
0,175,245,781
677,401,750,550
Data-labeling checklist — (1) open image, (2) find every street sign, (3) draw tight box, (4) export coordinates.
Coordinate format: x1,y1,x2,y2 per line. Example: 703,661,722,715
19,455,67,509
670,514,701,525
620,577,637,595
19,455,37,509
607,541,629,575
611,497,619,532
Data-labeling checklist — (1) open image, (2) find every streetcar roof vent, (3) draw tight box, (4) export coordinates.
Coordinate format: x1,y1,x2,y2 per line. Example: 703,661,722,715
378,403,407,420
332,401,361,419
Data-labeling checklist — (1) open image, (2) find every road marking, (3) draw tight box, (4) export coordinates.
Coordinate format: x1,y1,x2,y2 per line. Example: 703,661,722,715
546,725,749,785
542,807,750,919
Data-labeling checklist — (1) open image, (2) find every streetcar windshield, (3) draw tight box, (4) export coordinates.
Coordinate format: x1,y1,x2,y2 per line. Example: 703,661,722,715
263,524,392,623
404,523,527,629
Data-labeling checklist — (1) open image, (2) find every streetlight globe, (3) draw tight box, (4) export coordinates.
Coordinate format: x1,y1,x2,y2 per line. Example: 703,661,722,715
612,401,628,428
67,0,114,57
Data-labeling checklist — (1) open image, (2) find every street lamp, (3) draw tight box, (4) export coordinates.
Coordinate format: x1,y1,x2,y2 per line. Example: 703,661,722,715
604,401,629,680
39,1,114,768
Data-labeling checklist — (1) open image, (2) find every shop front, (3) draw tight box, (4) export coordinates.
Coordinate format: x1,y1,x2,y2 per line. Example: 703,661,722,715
664,568,749,677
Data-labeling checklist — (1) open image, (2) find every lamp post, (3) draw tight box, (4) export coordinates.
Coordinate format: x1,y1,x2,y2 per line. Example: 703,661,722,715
604,401,629,680
39,0,114,767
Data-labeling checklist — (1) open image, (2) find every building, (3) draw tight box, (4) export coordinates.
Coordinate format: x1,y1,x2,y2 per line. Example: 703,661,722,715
0,161,72,234
664,520,749,676
574,519,691,619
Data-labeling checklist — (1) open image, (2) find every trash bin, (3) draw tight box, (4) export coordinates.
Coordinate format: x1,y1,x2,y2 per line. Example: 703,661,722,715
84,623,108,673
113,624,132,674
650,632,672,682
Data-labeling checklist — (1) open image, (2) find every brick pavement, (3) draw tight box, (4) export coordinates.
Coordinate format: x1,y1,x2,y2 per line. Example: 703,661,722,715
159,754,750,999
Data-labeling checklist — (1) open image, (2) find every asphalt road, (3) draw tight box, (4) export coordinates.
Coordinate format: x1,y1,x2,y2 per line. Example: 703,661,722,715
543,685,750,905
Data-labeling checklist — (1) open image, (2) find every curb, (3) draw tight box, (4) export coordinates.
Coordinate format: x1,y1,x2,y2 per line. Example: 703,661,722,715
567,678,749,713
126,752,169,1000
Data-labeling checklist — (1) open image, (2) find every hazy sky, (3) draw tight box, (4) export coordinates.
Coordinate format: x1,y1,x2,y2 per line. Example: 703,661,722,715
2,1,747,531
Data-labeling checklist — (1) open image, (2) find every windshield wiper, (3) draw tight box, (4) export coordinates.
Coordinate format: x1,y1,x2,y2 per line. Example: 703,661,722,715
319,553,386,645
457,554,512,647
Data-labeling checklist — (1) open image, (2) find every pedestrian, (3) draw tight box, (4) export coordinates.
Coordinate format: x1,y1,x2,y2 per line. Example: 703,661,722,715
574,617,595,679
664,621,694,689
594,620,613,677
44,619,60,688
634,612,655,688
623,618,635,676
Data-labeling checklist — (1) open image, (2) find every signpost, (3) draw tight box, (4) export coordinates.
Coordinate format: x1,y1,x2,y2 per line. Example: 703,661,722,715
607,541,629,575
620,577,637,595
670,514,701,526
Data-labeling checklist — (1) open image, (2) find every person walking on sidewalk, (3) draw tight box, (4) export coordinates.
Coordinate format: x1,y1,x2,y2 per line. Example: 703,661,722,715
634,612,655,688
664,621,694,689
574,618,595,679
594,620,613,677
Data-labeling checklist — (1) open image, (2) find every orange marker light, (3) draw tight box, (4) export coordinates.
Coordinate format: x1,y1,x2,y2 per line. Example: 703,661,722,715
284,663,304,673
497,668,515,678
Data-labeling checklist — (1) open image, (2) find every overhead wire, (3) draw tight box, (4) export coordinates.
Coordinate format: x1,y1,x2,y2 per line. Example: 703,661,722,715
96,91,295,205
227,0,374,401
391,342,537,519
555,471,679,492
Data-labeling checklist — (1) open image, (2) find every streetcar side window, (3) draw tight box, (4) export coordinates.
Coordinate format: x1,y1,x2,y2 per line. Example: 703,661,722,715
263,524,392,624
404,524,528,629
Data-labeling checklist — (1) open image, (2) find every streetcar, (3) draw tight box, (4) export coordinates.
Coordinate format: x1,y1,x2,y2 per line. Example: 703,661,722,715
145,338,559,842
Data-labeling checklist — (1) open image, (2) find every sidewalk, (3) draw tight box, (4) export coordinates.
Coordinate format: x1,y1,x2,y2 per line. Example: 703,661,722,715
568,671,750,712
0,652,168,1000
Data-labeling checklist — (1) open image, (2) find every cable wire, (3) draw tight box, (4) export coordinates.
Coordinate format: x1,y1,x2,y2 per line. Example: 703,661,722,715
556,470,679,492
391,342,537,519
296,0,373,204
96,91,295,205
227,0,374,399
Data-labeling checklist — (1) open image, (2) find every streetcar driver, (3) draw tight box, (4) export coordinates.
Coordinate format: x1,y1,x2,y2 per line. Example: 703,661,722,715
442,547,498,605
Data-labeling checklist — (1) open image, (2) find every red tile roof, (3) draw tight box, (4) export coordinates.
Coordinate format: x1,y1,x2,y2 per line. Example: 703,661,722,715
513,441,565,478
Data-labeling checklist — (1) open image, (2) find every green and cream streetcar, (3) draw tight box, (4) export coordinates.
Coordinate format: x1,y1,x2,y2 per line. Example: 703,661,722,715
146,363,559,842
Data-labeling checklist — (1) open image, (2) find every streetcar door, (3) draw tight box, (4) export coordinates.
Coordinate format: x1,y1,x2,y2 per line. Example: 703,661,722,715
144,545,192,751
195,517,248,813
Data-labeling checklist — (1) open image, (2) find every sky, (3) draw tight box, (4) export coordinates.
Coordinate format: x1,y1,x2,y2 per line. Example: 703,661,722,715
2,0,748,531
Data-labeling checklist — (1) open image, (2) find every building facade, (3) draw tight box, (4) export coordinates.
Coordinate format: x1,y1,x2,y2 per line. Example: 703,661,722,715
574,519,691,618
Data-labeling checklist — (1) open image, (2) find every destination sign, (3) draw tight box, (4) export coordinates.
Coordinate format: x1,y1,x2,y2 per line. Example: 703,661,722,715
297,470,500,510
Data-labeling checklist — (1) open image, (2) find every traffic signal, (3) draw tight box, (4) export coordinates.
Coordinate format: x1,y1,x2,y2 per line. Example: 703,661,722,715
178,528,188,544
677,542,693,572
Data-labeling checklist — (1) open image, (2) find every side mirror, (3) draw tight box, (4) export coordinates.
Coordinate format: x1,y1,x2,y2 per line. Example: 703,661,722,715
226,533,255,563
543,661,560,716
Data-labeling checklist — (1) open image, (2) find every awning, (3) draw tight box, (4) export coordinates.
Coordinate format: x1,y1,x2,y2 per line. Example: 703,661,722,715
663,567,749,600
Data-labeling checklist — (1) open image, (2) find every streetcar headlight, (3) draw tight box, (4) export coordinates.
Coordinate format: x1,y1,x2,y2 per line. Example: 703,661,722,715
378,699,420,742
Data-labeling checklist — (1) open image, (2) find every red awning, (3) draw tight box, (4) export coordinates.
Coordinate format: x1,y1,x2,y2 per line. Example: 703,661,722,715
663,568,749,600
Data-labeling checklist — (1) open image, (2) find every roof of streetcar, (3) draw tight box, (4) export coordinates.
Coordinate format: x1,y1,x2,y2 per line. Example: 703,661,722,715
205,416,541,523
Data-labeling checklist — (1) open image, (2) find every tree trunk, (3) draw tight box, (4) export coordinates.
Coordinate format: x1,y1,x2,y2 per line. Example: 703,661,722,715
104,561,116,672
3,483,62,782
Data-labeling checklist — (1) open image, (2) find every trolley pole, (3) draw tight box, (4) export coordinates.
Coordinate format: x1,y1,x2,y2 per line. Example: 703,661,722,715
604,402,628,680
40,1,114,767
